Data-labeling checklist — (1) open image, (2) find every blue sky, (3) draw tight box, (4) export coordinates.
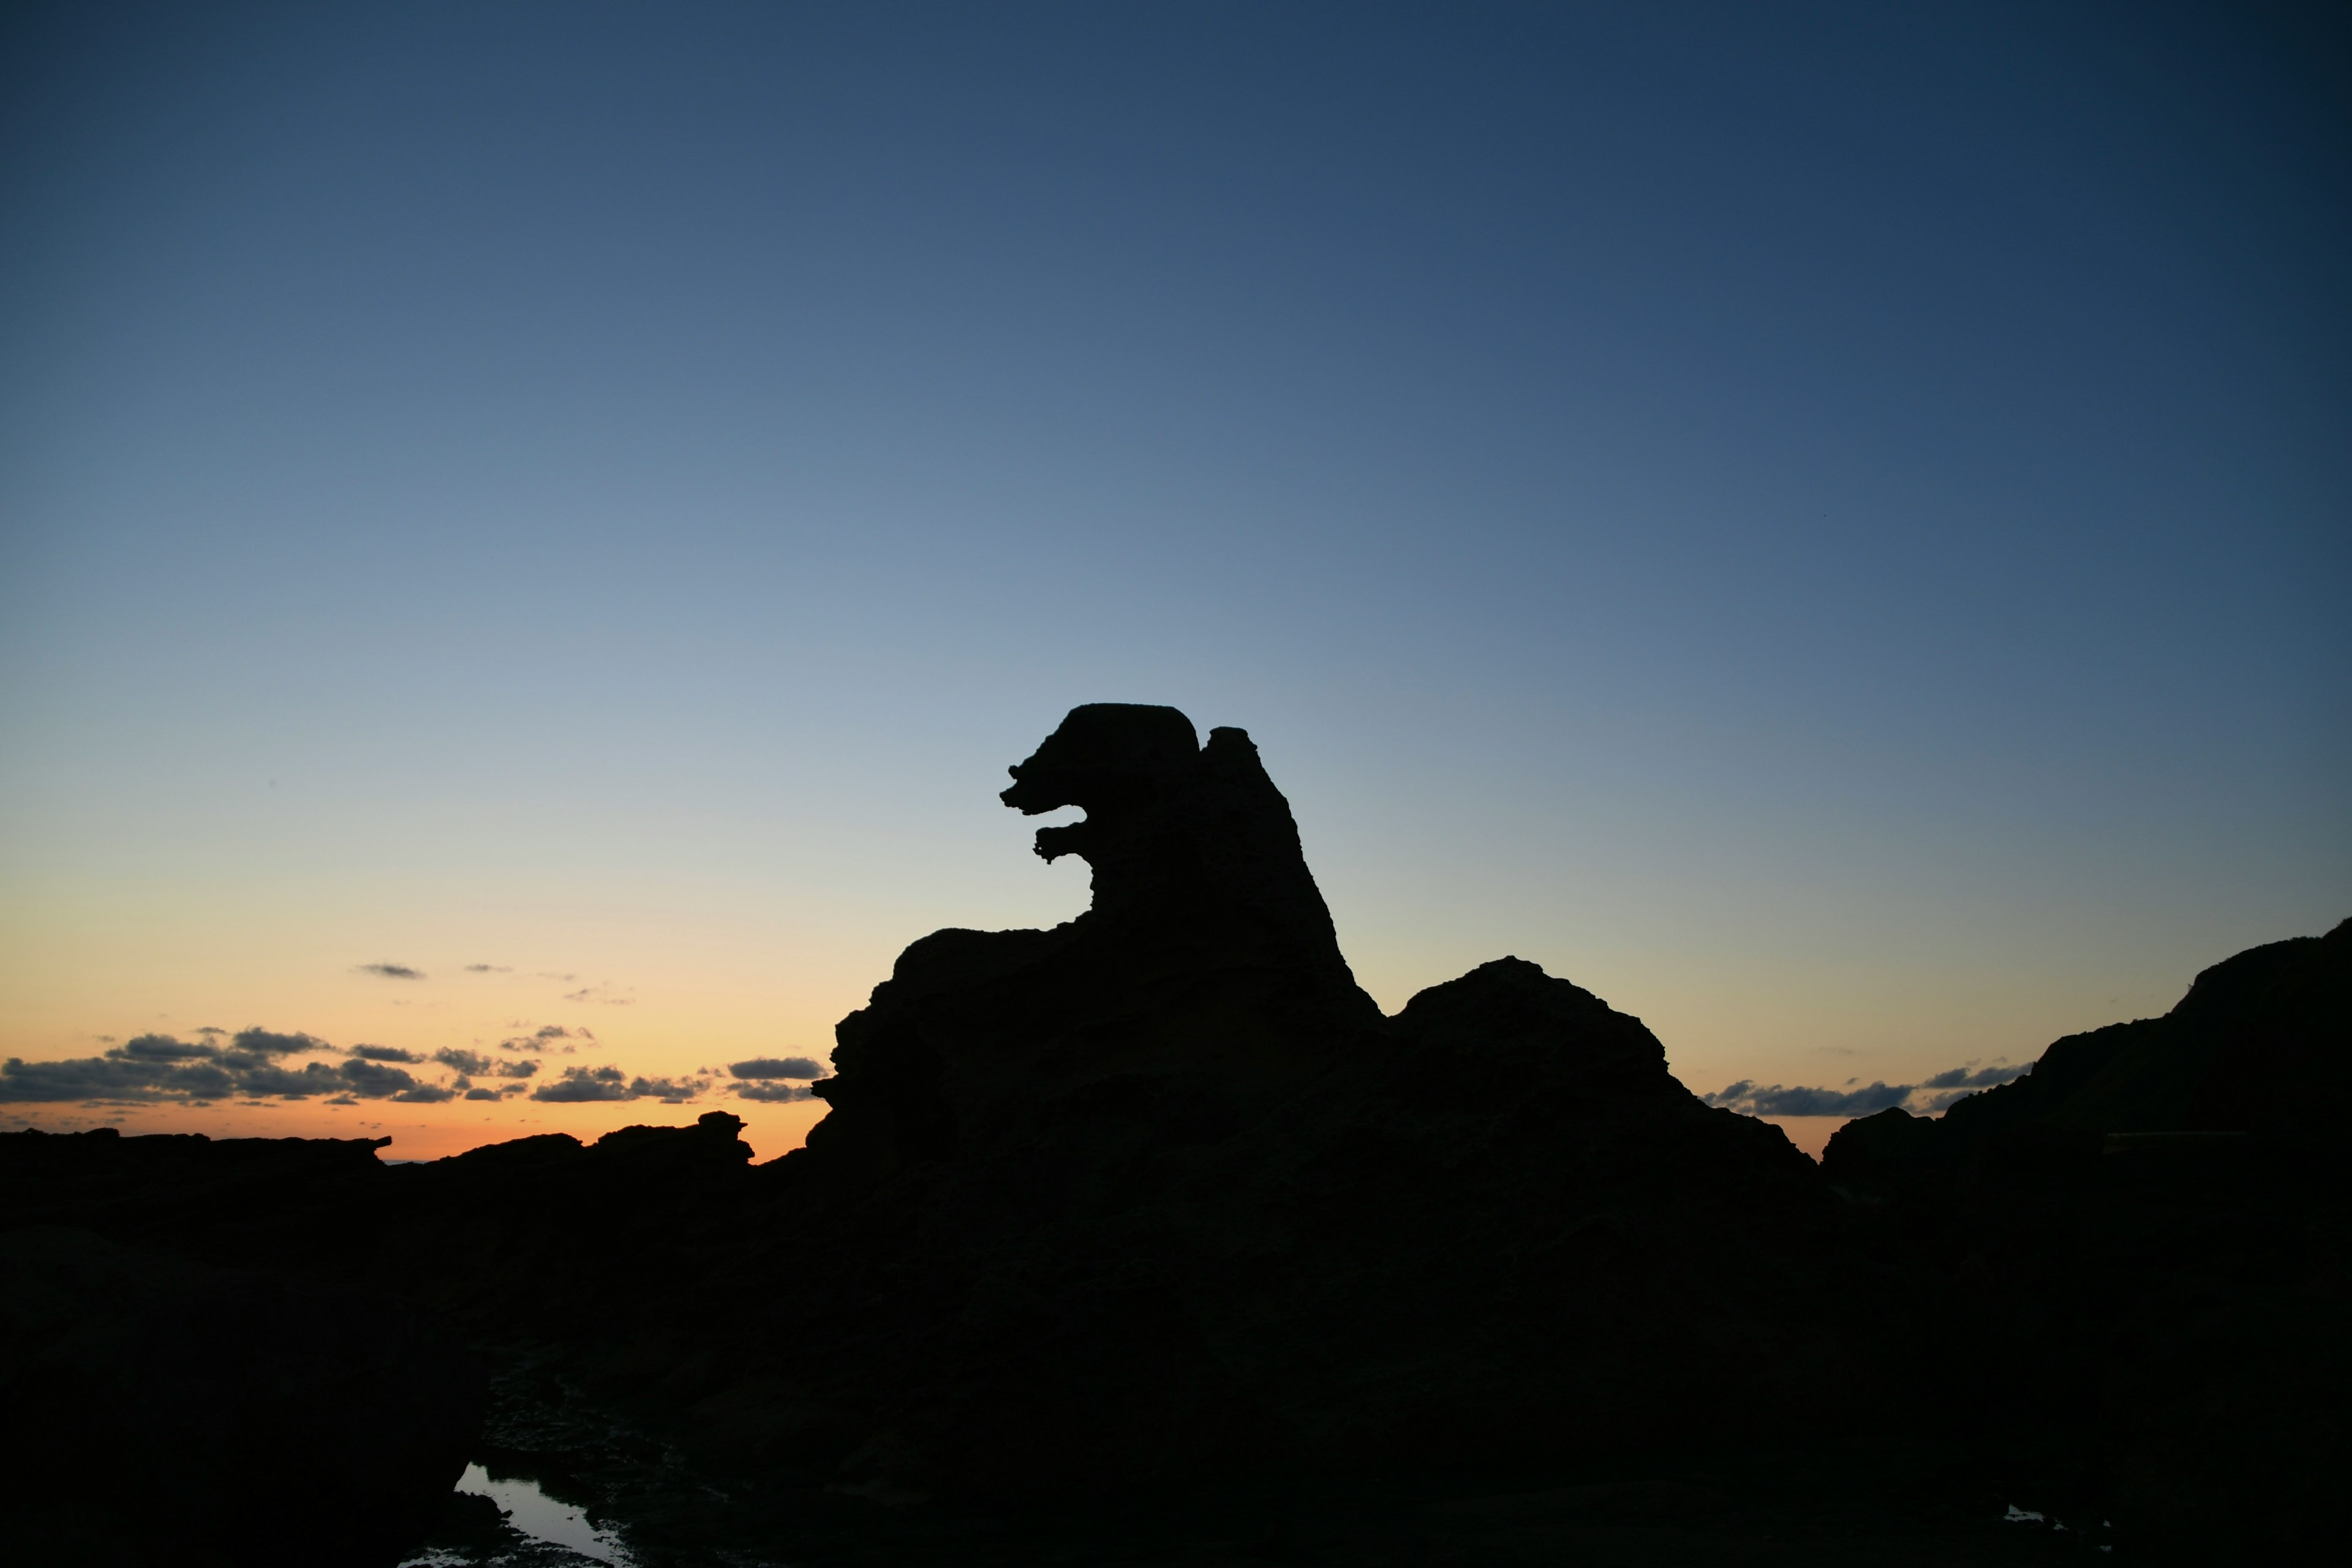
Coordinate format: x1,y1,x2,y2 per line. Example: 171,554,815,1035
2,2,2345,1154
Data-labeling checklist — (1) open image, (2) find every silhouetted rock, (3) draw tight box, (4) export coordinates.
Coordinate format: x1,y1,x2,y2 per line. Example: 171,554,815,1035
796,707,1381,1192
1822,918,2352,1188
671,707,1848,1502
1817,919,2351,1564
0,1225,480,1567
9,706,2340,1559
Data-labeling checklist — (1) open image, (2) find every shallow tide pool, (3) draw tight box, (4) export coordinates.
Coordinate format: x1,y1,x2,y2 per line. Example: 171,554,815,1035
400,1462,633,1566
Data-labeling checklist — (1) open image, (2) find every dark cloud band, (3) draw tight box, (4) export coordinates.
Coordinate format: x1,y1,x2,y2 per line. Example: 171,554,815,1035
1703,1061,2032,1118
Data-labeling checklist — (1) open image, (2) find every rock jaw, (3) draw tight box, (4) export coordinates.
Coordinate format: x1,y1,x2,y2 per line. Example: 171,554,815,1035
999,703,1354,980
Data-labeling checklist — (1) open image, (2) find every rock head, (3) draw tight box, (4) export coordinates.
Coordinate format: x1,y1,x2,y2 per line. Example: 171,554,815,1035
799,705,1380,1186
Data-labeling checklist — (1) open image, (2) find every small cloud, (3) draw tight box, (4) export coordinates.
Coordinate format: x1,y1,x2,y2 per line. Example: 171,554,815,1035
1702,1080,1915,1117
357,963,426,981
434,1048,492,1077
347,1044,423,1064
463,963,511,973
117,1034,220,1063
194,1027,226,1038
462,1087,502,1101
530,1065,633,1103
527,1065,703,1104
325,1095,358,1106
731,1081,814,1102
1917,1062,2029,1091
339,1058,434,1099
236,1061,354,1099
494,1058,539,1079
728,1057,824,1081
390,1084,456,1103
231,1027,328,1058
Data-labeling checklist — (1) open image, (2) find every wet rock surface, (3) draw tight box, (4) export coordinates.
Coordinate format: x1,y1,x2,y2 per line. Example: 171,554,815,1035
2,707,2342,1562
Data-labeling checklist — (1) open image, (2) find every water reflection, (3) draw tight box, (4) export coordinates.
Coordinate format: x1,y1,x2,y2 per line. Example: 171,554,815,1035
401,1461,633,1566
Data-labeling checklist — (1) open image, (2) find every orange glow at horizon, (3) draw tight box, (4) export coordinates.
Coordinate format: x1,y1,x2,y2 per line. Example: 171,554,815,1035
21,1090,834,1164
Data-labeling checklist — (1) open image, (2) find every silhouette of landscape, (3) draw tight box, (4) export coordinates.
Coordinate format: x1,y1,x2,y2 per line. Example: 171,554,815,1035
2,706,2345,1566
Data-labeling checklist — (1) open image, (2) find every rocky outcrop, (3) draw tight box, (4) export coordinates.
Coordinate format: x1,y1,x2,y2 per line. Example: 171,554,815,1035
10,706,2339,1559
1823,918,2352,1190
0,1115,754,1566
797,706,1379,1190
1819,919,2351,1565
676,707,1850,1501
0,1224,480,1567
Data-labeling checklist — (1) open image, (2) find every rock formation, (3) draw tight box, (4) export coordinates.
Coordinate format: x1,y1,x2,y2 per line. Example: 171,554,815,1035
1820,917,2352,1565
0,1221,480,1567
698,706,1849,1501
4,705,2342,1563
797,704,1379,1191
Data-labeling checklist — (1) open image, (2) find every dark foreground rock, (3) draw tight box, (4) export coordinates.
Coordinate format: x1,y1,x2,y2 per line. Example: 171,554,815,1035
1,706,2342,1563
1822,918,2352,1565
0,1224,481,1567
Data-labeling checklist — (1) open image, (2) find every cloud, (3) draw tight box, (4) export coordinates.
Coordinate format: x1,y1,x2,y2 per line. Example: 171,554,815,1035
357,963,426,981
529,1065,704,1104
731,1081,814,1102
463,963,510,973
339,1058,432,1098
1917,1063,2028,1091
527,1025,587,1044
235,1062,350,1098
462,1087,502,1101
500,1025,589,1055
0,1055,233,1102
532,1065,633,1103
118,1034,219,1063
434,1048,492,1076
1703,1080,1915,1117
232,1028,328,1058
349,1044,424,1064
1703,1060,2037,1119
728,1057,824,1081
494,1058,539,1079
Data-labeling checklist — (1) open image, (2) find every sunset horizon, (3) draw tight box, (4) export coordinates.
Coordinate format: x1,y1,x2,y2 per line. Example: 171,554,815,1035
3,4,2345,1562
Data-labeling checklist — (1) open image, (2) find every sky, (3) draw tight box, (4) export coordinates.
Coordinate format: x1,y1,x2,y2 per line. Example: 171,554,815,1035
2,1,2345,1160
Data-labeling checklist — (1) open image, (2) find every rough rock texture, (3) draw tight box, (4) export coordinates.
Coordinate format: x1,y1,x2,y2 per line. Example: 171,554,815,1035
0,1224,480,1567
0,1115,749,1566
682,706,1849,1501
1821,918,2352,1564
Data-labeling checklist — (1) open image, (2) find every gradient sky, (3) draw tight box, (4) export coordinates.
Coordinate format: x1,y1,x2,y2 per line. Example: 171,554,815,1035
2,2,2345,1159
